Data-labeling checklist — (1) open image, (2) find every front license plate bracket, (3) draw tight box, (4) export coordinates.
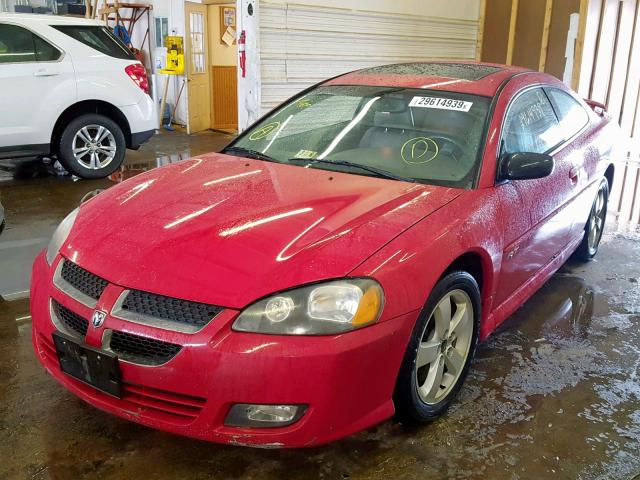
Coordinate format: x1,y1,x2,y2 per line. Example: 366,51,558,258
53,331,122,398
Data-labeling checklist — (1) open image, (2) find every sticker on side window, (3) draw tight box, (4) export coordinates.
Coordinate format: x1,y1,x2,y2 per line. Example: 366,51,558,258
409,96,473,112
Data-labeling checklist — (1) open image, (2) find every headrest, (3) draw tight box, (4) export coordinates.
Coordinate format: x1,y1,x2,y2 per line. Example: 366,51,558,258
372,110,413,130
377,96,407,113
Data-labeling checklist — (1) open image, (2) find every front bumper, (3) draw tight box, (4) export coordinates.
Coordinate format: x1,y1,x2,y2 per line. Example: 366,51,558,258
30,252,415,447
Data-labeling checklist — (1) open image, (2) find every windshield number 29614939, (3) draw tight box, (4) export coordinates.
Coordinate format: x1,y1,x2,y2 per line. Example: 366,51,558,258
409,96,473,112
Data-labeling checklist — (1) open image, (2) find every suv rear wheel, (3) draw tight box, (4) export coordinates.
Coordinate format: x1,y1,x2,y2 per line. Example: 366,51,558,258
58,114,125,179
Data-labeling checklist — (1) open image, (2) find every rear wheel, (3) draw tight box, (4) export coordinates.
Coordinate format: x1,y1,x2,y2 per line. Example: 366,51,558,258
58,114,125,179
394,271,480,423
575,178,609,261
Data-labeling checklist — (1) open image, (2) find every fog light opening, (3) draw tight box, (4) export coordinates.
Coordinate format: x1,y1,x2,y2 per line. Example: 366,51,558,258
224,404,307,428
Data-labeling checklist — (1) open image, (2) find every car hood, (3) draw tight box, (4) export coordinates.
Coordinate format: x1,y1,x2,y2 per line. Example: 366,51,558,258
64,154,461,308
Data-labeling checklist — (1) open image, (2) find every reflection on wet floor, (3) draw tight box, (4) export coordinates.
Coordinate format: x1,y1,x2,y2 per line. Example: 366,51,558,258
0,130,639,479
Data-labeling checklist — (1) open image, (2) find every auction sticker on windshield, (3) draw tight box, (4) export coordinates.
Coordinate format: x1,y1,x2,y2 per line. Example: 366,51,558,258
409,96,473,112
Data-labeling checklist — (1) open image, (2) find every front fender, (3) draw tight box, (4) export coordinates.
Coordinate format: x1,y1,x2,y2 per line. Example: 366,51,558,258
351,189,502,341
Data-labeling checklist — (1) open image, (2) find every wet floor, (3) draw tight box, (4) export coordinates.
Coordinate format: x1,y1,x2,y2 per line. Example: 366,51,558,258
1,131,639,479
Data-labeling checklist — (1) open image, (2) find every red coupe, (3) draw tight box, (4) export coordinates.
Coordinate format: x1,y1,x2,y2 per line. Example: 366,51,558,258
31,62,617,447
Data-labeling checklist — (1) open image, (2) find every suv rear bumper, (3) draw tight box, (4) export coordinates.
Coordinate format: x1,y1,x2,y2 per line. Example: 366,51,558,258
120,95,157,149
129,129,155,149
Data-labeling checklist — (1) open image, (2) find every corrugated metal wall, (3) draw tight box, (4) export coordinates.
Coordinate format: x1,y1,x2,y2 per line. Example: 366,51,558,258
258,2,480,114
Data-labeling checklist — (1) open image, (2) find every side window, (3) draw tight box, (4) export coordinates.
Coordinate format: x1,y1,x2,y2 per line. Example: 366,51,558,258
502,88,562,154
0,24,36,63
33,35,61,62
546,88,590,139
0,24,61,63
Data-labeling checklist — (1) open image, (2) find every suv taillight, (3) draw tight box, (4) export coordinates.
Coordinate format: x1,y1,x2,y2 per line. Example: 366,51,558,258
125,63,149,94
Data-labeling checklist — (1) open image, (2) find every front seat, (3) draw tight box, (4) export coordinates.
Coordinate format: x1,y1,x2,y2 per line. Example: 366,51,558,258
360,106,417,150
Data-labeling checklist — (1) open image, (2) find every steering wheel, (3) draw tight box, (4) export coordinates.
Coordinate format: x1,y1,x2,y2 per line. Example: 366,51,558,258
427,136,467,162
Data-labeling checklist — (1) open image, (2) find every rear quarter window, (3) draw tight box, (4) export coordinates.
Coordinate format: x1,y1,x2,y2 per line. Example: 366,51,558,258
52,25,135,60
546,88,590,140
33,35,62,61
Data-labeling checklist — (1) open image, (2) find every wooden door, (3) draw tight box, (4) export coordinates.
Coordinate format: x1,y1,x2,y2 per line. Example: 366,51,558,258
211,66,238,131
186,2,211,133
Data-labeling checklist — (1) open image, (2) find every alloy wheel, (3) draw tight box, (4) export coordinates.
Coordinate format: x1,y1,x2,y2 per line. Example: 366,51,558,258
587,186,606,254
416,289,474,405
72,125,117,170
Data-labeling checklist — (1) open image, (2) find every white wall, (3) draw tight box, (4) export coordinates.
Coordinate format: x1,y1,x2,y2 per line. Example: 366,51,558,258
134,0,188,125
237,0,260,129
242,0,482,129
149,0,188,125
263,0,481,21
89,0,188,125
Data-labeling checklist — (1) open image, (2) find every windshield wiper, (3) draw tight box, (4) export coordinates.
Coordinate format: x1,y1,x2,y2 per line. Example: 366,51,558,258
288,158,414,182
222,146,278,162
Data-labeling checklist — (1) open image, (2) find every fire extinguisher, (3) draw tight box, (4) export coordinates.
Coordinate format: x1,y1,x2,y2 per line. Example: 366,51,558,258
239,30,246,78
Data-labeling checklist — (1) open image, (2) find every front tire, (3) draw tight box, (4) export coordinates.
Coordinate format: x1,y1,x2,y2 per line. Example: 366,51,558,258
394,271,480,423
574,178,609,261
58,114,126,179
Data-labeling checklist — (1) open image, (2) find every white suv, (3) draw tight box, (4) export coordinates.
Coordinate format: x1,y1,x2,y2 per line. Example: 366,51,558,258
0,14,157,178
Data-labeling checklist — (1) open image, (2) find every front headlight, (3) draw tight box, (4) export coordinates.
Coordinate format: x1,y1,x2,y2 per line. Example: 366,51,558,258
46,207,79,265
233,278,384,335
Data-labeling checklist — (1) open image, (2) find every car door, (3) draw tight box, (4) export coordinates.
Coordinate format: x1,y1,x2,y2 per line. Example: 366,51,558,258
544,87,593,242
0,23,74,152
494,86,574,307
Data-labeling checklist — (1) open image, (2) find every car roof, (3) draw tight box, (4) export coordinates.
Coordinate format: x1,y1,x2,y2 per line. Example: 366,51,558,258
0,12,102,26
324,61,532,97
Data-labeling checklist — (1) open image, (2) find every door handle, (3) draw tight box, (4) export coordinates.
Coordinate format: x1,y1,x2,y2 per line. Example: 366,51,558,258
569,166,579,182
33,69,60,77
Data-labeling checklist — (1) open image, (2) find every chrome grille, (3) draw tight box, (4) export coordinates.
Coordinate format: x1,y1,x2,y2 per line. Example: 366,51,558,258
60,260,108,300
54,260,222,334
109,330,182,365
52,300,88,338
55,260,108,308
118,290,222,332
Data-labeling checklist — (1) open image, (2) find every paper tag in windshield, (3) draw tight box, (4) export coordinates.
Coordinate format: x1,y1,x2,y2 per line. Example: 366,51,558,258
409,96,473,112
295,149,317,159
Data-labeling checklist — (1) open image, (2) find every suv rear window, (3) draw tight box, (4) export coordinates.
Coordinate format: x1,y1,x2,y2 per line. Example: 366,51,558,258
52,26,135,60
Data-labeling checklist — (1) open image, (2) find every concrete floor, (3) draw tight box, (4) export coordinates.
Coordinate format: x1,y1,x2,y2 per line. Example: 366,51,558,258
1,131,639,479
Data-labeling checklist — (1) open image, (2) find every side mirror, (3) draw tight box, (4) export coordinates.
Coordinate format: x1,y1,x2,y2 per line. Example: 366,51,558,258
499,152,554,181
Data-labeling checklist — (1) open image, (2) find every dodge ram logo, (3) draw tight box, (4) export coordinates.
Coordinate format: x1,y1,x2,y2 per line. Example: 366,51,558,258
92,310,107,328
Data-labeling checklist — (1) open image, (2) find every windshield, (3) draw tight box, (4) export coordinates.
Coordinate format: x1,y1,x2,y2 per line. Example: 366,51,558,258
226,85,490,188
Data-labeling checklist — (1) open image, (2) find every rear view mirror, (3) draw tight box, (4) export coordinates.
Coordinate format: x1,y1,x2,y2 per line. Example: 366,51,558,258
500,152,554,181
